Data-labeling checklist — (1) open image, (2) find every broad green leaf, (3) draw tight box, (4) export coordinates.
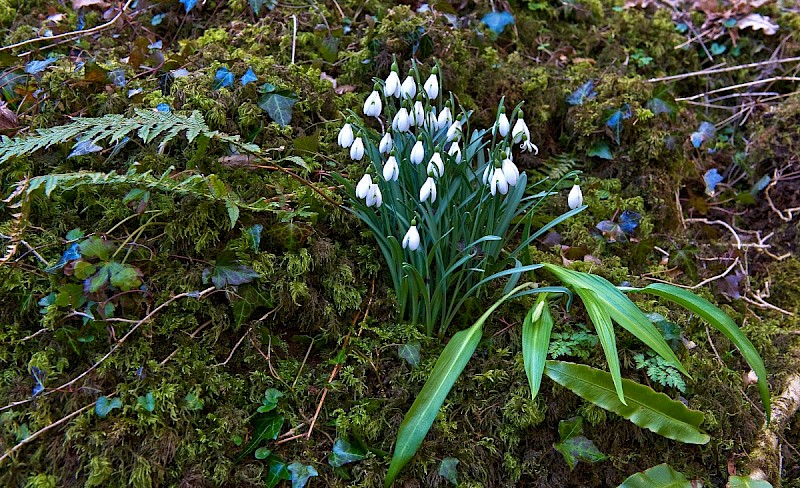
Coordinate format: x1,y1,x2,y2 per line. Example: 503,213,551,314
225,199,239,229
727,476,773,488
231,285,273,326
137,392,155,412
107,262,142,291
554,417,607,470
438,457,459,485
79,236,114,261
96,396,122,418
522,294,553,400
235,412,285,462
258,92,298,127
73,260,97,280
385,284,531,487
206,251,261,289
628,283,770,422
288,462,318,488
265,461,291,488
257,388,283,413
581,289,625,404
617,463,693,488
544,361,710,444
398,342,421,367
328,439,367,467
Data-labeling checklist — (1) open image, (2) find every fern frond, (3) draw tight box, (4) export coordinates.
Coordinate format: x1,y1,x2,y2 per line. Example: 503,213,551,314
0,109,260,164
0,177,31,267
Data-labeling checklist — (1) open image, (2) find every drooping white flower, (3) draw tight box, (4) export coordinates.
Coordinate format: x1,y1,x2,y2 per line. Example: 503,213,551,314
401,76,416,99
447,142,462,164
402,225,421,251
355,173,372,199
446,120,462,142
338,123,354,148
413,100,425,126
366,183,383,208
427,152,444,177
482,163,494,184
425,110,439,131
490,168,509,196
423,74,439,100
363,91,382,118
512,117,539,153
501,158,519,187
350,137,365,160
379,132,393,154
568,184,583,209
437,106,452,130
410,141,425,165
496,113,510,137
392,108,411,132
420,176,437,203
384,71,401,98
383,156,399,181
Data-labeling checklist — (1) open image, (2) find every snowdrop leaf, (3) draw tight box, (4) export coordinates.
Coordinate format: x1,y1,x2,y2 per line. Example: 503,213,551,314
617,463,693,487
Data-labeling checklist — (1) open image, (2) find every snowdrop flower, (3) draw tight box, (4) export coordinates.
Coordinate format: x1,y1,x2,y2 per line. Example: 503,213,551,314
423,73,438,99
355,173,372,199
490,167,509,196
420,176,437,203
383,155,399,181
366,183,383,208
410,140,425,165
338,123,354,148
425,110,439,131
437,106,452,130
363,90,382,118
447,142,462,164
427,152,444,177
496,112,510,137
402,222,421,251
413,100,425,126
482,164,494,184
379,132,393,154
568,183,583,209
350,136,365,160
401,76,416,99
392,108,411,132
384,70,401,98
512,115,538,153
446,120,462,142
501,158,519,187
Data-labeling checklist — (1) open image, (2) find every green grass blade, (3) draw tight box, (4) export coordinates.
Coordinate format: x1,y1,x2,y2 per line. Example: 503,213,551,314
522,294,553,400
580,289,626,404
385,284,531,487
544,361,710,444
632,282,770,422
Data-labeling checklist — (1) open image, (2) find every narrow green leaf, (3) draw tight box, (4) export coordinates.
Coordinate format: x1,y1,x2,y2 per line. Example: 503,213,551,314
630,283,770,422
617,463,693,488
522,294,553,400
544,361,710,444
581,290,626,405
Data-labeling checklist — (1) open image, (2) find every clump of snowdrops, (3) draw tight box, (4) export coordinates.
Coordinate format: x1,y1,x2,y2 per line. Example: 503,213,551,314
333,60,580,337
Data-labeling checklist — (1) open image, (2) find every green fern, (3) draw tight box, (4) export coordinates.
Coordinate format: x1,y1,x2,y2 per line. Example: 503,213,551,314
0,109,259,164
20,166,277,228
633,353,686,392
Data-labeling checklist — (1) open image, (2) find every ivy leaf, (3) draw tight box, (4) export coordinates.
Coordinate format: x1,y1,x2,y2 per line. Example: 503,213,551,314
618,210,641,234
213,67,235,90
245,224,263,252
691,122,716,148
647,86,678,116
481,11,515,35
328,439,367,467
137,392,156,412
265,461,291,488
184,392,204,410
96,396,123,418
438,457,459,485
25,55,60,75
240,67,258,86
205,251,261,289
235,412,284,461
232,284,273,325
180,0,197,13
710,42,726,55
554,417,607,470
704,168,724,195
46,243,81,273
255,447,272,460
567,80,596,106
258,91,298,127
257,388,283,413
249,0,276,15
587,140,613,160
398,342,421,367
606,104,632,145
288,462,318,488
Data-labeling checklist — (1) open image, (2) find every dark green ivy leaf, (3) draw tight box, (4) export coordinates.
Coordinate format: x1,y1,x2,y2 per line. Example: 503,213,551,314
235,412,285,462
288,462,318,488
96,396,123,418
438,457,459,485
554,417,607,470
258,92,298,127
265,461,291,488
328,439,367,467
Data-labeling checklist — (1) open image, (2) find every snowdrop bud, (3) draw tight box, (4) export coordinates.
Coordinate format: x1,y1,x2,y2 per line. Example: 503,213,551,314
446,120,462,142
366,183,383,208
384,71,401,98
355,173,373,199
401,76,416,99
427,152,444,177
448,142,462,164
490,168,509,196
410,140,425,165
363,91,382,118
437,106,452,130
423,74,439,100
420,176,437,203
402,224,421,251
392,108,411,132
568,184,583,209
338,123,354,148
383,155,399,181
413,100,425,126
379,132,393,154
497,112,510,137
350,136,365,160
501,158,519,187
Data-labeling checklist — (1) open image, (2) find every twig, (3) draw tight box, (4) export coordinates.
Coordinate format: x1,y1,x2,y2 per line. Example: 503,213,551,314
676,77,800,102
20,328,48,342
648,56,800,83
159,320,212,366
685,218,742,249
214,328,252,367
1,0,136,53
0,399,98,464
292,339,314,389
747,373,800,483
291,15,297,65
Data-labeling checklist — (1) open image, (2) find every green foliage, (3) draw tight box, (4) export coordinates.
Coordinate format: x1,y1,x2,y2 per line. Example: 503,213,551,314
617,463,694,488
553,416,607,470
548,324,599,360
634,353,686,393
